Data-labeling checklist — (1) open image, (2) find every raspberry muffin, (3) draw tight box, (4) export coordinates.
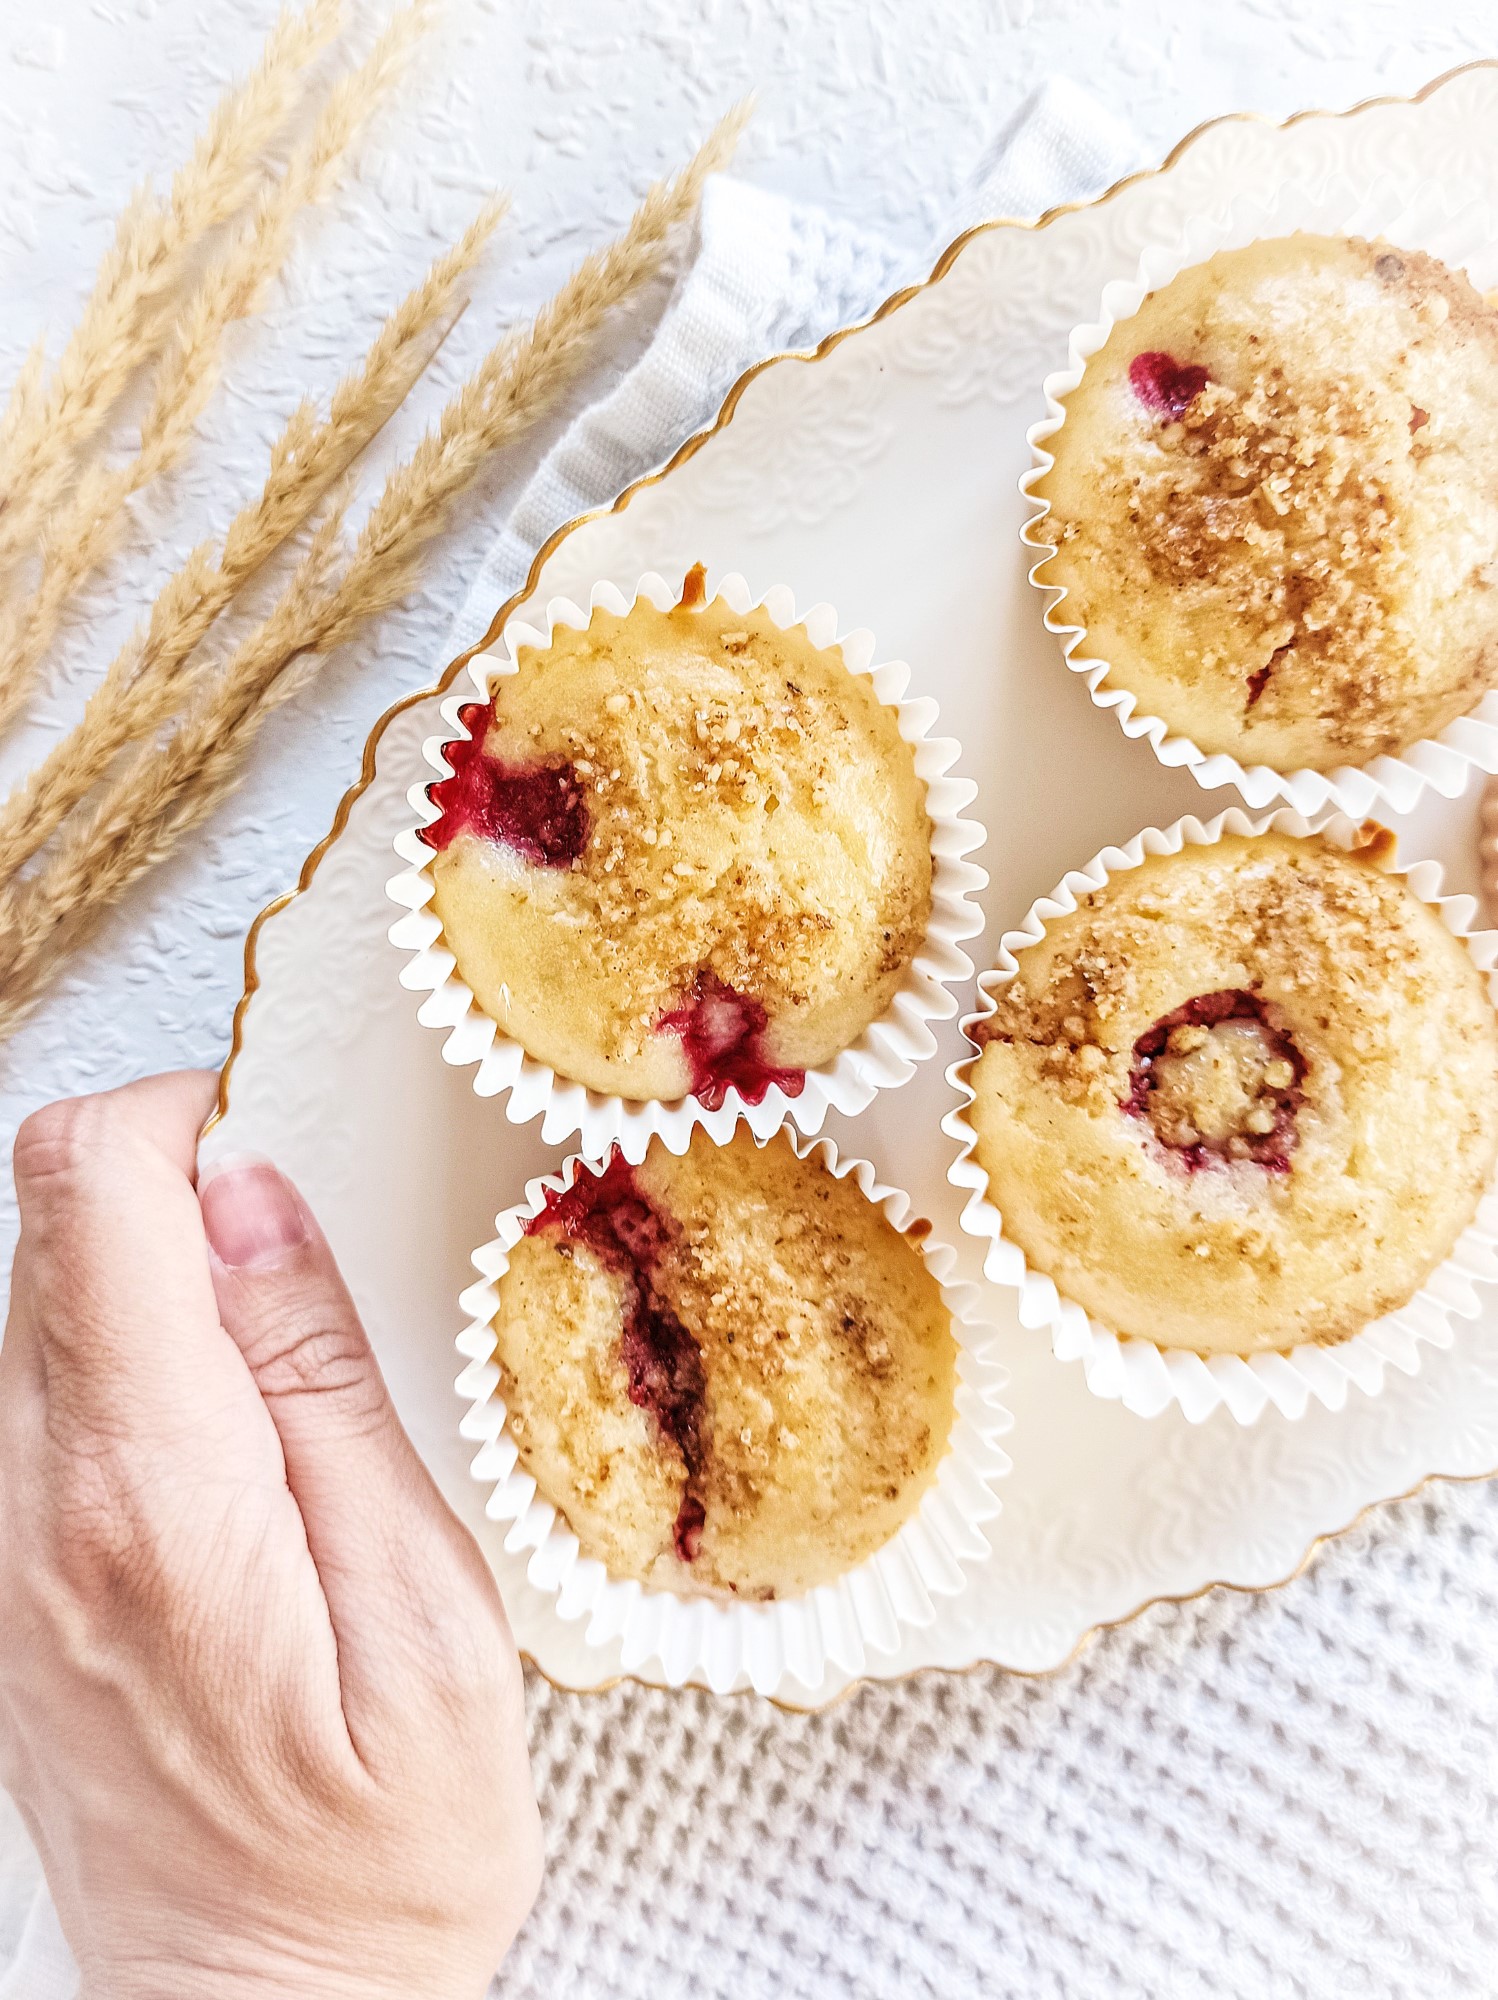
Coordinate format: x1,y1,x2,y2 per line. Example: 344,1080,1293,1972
1032,235,1498,770
967,828,1498,1355
488,1129,957,1597
422,570,933,1107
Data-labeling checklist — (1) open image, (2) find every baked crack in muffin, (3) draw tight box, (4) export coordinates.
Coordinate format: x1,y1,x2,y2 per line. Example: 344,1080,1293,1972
489,1129,957,1597
423,569,933,1105
968,829,1498,1355
1033,235,1498,769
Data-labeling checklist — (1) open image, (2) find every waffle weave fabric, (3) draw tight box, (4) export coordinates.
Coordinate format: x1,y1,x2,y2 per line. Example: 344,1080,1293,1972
510,1479,1498,2000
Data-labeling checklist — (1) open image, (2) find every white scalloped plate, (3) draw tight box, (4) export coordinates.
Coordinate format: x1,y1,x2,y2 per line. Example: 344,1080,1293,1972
203,63,1498,1707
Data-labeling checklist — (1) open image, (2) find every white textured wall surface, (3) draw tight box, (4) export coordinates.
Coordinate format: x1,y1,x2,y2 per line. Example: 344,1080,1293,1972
2,4,1498,1996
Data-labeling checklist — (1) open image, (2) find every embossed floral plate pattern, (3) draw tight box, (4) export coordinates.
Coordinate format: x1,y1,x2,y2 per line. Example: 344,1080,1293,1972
204,65,1498,1705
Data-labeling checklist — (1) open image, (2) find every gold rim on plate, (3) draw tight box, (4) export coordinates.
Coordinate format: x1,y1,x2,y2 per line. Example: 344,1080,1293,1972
208,59,1498,1708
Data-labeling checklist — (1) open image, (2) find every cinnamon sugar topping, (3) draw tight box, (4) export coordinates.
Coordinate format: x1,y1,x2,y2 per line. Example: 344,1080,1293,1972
490,1130,958,1598
428,584,933,1102
1037,235,1498,770
967,832,1498,1356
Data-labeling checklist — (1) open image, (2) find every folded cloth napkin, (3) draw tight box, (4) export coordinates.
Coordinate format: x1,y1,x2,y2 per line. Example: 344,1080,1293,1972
0,75,1139,2000
460,75,1138,652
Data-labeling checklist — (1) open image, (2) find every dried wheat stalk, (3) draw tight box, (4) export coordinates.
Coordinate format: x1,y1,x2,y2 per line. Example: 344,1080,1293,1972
0,0,343,583
0,196,507,881
0,106,749,1037
0,3,430,741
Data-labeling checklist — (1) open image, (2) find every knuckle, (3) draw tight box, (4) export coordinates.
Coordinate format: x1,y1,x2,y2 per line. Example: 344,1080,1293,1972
50,1450,144,1587
41,1451,235,1641
21,1469,150,1638
439,1609,517,1706
14,1097,92,1188
57,1505,143,1608
13,1094,127,1214
424,1589,526,1726
382,1533,523,1720
247,1310,383,1417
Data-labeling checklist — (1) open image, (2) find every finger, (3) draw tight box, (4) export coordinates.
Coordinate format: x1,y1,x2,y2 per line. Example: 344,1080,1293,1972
199,1156,509,1732
5,1072,250,1431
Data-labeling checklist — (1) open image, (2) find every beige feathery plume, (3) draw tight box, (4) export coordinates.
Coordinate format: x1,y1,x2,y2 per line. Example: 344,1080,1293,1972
0,106,750,1038
0,1,430,739
0,340,46,470
0,500,354,1042
0,0,344,582
0,194,506,881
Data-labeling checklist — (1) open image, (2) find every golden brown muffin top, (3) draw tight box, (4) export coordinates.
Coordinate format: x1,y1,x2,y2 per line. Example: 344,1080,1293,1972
427,572,933,1103
492,1129,957,1596
969,831,1498,1353
1034,235,1498,769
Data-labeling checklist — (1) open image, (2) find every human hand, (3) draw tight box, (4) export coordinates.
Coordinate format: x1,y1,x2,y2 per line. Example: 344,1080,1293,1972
0,1072,542,2000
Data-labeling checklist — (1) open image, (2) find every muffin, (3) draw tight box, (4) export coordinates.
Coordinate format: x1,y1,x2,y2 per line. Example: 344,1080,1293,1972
1032,234,1498,770
423,569,933,1106
967,828,1498,1356
488,1129,957,1597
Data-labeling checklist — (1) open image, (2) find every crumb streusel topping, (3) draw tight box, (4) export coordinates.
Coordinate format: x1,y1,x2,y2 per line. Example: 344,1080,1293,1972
491,1129,957,1597
1034,235,1498,769
968,830,1498,1355
427,573,933,1103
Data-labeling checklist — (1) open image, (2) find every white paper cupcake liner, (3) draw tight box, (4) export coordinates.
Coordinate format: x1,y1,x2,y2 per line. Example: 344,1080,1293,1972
454,1124,1014,1698
386,570,987,1161
1022,176,1498,817
943,806,1498,1426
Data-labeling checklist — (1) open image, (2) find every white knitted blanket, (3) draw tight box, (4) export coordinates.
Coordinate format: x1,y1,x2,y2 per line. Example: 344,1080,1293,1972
9,78,1495,2000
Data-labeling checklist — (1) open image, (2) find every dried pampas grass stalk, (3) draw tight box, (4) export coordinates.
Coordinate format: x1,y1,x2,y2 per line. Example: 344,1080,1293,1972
0,500,354,1039
0,193,507,882
0,0,344,583
0,106,749,1037
0,1,430,740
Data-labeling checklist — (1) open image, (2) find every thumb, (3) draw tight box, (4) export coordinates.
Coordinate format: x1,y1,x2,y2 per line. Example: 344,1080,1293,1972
199,1155,496,1720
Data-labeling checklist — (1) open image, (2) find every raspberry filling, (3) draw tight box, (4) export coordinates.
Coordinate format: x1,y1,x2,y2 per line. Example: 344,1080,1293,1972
1123,988,1305,1172
658,969,806,1111
528,1153,708,1561
1129,350,1210,420
425,700,589,865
